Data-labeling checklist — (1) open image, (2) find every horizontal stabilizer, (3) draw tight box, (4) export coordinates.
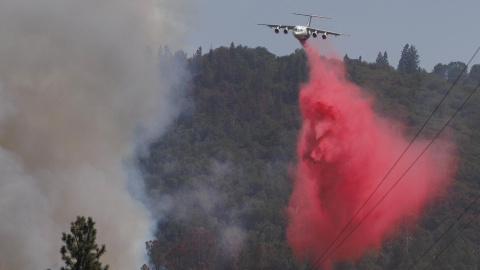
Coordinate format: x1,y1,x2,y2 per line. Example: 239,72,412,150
292,13,331,19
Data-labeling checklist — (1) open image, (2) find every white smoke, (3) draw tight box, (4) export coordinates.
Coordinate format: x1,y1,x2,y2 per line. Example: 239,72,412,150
149,159,249,261
0,1,194,269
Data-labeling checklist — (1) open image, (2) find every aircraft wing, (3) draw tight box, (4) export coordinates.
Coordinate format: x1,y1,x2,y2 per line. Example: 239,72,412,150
307,27,349,37
258,24,297,30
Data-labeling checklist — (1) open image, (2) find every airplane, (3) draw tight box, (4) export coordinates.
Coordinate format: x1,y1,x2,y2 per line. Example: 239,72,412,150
258,13,349,44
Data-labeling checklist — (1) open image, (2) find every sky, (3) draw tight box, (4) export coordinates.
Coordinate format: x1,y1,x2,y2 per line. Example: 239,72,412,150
185,0,480,72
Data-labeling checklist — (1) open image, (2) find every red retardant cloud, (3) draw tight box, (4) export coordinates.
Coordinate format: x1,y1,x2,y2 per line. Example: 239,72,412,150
286,43,457,268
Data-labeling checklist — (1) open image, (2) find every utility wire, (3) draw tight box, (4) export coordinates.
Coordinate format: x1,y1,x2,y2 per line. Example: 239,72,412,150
422,203,480,270
315,80,480,269
408,189,480,270
310,45,480,269
311,45,480,269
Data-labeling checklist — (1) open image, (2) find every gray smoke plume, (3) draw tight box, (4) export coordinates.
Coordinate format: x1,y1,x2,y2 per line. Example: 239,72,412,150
0,1,193,269
149,159,249,261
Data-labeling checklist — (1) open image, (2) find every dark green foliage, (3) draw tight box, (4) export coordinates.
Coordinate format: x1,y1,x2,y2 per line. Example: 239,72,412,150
398,44,420,74
165,229,217,270
434,61,469,82
375,51,390,70
446,61,468,82
141,44,480,269
433,63,448,78
189,46,203,73
470,64,480,84
146,240,163,270
237,241,307,270
60,216,109,270
141,44,305,269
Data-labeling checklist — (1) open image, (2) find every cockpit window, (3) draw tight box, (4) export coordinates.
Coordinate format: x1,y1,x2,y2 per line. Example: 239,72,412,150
295,28,303,32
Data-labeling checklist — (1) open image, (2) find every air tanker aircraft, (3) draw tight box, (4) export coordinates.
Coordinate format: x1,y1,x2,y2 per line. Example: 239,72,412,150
258,13,349,44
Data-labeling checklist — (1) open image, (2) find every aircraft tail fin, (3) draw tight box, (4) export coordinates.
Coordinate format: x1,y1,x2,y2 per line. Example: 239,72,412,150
292,13,331,27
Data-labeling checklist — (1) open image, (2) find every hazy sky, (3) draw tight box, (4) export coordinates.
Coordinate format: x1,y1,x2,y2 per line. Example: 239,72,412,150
185,0,480,71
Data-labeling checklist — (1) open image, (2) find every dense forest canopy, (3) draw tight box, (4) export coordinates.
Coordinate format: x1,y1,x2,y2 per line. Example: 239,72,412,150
139,43,480,269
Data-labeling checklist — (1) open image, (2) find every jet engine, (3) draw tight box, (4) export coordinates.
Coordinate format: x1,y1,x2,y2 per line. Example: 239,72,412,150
284,28,289,34
312,31,318,38
322,32,327,39
275,27,280,34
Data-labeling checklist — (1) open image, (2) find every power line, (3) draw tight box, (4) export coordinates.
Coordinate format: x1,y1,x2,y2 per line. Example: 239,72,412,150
309,45,480,268
422,203,480,270
315,80,480,269
315,78,480,269
311,45,480,269
408,190,480,270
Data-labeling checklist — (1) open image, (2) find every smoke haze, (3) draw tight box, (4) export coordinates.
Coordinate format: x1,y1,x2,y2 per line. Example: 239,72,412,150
286,43,457,267
148,159,248,260
0,1,193,269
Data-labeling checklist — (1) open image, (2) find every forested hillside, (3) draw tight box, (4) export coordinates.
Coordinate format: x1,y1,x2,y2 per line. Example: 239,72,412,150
140,43,480,269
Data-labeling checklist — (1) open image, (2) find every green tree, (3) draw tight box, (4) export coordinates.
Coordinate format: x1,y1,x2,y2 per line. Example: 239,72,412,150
60,216,109,270
470,64,480,84
398,44,420,74
376,51,390,69
146,240,163,270
433,61,468,82
433,63,447,78
376,52,383,65
398,44,409,72
343,54,350,62
383,51,389,67
446,61,467,82
190,46,203,73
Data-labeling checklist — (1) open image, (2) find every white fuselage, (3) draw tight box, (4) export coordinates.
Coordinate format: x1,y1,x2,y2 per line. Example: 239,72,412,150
292,26,310,41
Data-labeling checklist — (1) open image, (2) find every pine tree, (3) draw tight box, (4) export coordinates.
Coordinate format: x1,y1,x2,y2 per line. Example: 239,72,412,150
398,44,420,74
343,54,351,65
398,44,410,73
407,45,420,73
190,46,203,73
376,52,383,66
60,216,109,270
383,51,390,68
376,51,390,69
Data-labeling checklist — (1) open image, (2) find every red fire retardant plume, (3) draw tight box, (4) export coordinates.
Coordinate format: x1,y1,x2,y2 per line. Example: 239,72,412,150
287,43,456,267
